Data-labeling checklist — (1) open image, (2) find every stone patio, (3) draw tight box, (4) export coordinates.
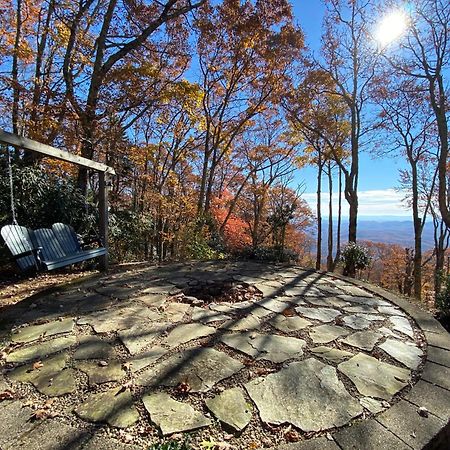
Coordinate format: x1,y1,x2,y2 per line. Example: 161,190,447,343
0,261,449,449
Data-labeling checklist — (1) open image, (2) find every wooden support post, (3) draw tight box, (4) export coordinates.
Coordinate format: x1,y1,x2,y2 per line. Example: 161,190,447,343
98,171,109,271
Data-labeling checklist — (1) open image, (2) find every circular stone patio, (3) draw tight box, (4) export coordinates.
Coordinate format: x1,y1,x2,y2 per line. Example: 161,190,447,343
0,261,449,450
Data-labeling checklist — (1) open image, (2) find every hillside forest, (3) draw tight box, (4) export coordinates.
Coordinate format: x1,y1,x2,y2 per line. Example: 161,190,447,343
0,0,449,315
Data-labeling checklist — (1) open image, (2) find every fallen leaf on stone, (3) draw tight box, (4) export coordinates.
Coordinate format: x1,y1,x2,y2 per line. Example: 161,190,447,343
263,422,278,433
138,425,153,435
33,361,44,370
30,409,54,421
215,443,232,449
326,432,333,441
254,367,273,376
0,390,15,401
123,433,133,443
335,317,345,326
248,442,259,450
176,381,191,394
117,381,133,394
394,376,407,383
43,398,55,409
284,426,300,442
417,406,429,418
411,431,416,438
98,360,108,367
282,308,296,317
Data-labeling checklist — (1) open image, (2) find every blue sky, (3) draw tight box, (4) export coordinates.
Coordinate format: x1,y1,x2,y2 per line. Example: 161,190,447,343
293,2,410,218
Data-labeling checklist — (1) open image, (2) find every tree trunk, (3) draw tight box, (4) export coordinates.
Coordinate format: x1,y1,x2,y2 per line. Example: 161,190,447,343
404,248,414,297
12,0,22,138
29,0,55,141
429,74,450,228
410,162,422,300
316,161,323,270
327,162,333,271
334,167,342,268
433,215,448,298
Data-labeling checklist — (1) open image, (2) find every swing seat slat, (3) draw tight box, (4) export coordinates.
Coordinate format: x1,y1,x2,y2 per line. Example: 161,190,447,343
1,224,107,272
1,225,38,271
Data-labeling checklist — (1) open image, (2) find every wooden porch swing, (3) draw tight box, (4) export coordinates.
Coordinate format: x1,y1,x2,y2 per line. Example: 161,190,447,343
0,130,115,271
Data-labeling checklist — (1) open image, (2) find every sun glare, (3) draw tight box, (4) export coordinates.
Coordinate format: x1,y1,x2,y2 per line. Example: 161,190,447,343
375,10,409,47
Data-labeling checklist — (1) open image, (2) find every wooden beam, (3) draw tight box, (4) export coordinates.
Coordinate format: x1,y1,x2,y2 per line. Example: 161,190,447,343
0,130,115,175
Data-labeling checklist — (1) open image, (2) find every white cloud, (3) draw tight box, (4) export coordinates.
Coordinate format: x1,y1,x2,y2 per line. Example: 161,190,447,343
302,189,410,218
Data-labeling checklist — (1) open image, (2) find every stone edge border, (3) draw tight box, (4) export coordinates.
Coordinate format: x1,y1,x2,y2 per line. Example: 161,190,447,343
269,270,450,450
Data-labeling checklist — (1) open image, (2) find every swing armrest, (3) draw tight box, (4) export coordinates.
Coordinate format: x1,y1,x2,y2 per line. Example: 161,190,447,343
12,247,42,260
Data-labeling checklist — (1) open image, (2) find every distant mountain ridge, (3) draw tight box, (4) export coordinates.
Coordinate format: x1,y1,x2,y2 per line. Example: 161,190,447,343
314,219,435,252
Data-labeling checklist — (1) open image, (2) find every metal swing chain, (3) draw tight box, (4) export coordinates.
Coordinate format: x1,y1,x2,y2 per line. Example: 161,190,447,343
6,146,18,225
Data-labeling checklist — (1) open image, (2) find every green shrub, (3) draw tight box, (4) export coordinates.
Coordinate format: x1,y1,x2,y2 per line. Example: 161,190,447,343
148,440,192,450
109,209,153,262
239,245,299,263
436,273,450,314
0,163,96,233
340,242,371,275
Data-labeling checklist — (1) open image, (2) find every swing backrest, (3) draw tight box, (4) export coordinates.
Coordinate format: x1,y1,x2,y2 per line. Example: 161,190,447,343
1,225,38,271
52,223,82,254
33,228,67,262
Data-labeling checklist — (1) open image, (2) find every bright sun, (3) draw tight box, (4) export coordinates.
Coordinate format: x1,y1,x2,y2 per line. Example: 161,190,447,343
375,10,409,47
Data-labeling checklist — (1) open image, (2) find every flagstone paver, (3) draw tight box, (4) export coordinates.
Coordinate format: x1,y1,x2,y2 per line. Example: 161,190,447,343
8,352,77,396
164,322,216,347
6,335,76,363
205,387,252,431
342,314,372,330
309,324,350,344
344,305,379,314
379,339,423,369
359,397,386,414
249,306,274,319
338,353,410,400
118,322,171,354
11,318,74,343
221,332,306,363
74,387,139,428
143,392,211,435
307,297,350,308
257,298,291,313
82,306,161,333
389,316,414,338
220,315,261,331
160,302,190,322
191,307,231,323
1,261,445,449
127,346,167,372
310,346,353,363
136,347,244,392
270,315,311,332
75,360,125,385
73,335,115,360
245,358,363,431
341,330,383,351
295,306,341,322
136,293,166,308
378,306,405,316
